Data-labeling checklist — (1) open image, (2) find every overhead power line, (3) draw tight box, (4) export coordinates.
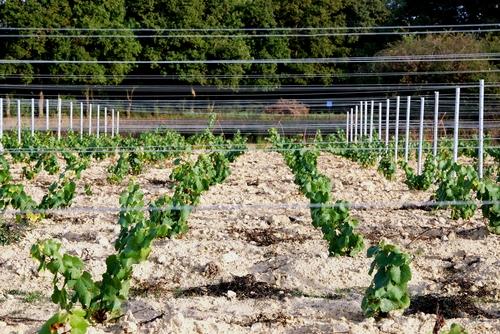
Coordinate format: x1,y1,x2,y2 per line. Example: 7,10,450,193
0,69,498,80
0,53,498,65
1,23,498,32
1,28,499,38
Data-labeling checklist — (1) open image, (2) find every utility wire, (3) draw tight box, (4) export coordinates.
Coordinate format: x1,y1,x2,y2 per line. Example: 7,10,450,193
0,53,498,65
1,28,499,38
1,23,498,31
3,200,500,216
1,69,499,80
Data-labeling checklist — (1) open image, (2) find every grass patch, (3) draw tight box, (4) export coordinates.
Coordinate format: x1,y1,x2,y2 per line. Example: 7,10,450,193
6,290,45,303
23,291,44,303
0,222,24,245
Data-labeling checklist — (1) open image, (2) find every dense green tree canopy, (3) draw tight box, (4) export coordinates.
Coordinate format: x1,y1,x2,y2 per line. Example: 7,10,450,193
0,0,497,88
387,0,500,25
0,0,140,85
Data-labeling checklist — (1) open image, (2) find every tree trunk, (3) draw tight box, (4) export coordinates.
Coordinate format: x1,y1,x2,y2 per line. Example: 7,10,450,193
85,88,90,117
5,95,11,117
126,88,135,119
38,91,44,117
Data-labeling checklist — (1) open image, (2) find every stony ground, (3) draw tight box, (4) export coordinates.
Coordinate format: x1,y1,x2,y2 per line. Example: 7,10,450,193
0,150,498,334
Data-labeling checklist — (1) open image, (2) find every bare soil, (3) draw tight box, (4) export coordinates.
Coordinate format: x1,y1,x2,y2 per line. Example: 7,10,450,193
0,151,498,334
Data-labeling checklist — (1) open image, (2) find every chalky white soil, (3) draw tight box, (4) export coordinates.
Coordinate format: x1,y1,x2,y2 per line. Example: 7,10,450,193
0,151,498,334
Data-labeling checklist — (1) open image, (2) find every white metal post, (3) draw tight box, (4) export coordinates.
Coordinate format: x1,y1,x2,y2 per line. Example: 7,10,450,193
364,101,368,136
0,98,3,139
405,96,411,162
349,108,353,142
385,99,390,149
116,111,120,135
80,102,84,139
478,80,484,179
453,88,460,162
394,96,400,163
359,102,363,140
111,109,115,137
88,103,92,135
57,98,62,140
69,101,73,131
433,91,439,157
354,105,358,142
31,98,35,136
417,97,425,175
369,100,374,142
96,105,100,138
378,102,382,141
104,107,108,136
346,111,349,143
17,100,21,144
46,99,50,131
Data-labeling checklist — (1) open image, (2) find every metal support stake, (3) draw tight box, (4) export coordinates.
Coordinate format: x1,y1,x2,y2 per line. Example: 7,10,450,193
417,97,425,175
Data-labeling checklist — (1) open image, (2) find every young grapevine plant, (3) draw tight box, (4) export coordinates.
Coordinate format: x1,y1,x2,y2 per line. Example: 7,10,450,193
31,183,155,332
476,178,500,234
435,163,479,220
30,132,248,332
269,129,364,256
362,241,412,318
400,155,438,191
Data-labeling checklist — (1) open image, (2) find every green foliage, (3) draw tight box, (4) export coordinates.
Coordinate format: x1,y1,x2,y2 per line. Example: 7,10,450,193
401,155,438,191
22,153,60,180
373,34,499,85
39,309,89,334
440,323,468,334
63,152,90,178
115,183,146,250
31,240,99,312
435,163,480,220
0,183,37,212
31,183,154,325
362,241,412,318
31,132,247,331
226,131,248,163
269,129,364,257
84,184,93,196
388,1,498,25
378,153,397,181
149,194,189,238
0,155,12,185
95,184,156,317
477,179,500,234
106,132,190,184
38,178,77,211
0,0,392,88
107,153,130,184
0,0,140,86
316,203,365,257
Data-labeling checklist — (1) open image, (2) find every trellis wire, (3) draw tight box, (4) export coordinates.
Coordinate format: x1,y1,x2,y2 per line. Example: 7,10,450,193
3,200,499,216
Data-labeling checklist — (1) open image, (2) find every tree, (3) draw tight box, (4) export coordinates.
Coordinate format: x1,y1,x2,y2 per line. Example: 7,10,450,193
372,34,499,84
387,0,500,25
274,0,389,85
127,0,252,88
0,0,140,88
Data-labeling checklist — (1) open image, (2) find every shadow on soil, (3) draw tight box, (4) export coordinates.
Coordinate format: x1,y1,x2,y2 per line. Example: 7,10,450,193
228,227,311,246
177,274,293,299
405,294,497,319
